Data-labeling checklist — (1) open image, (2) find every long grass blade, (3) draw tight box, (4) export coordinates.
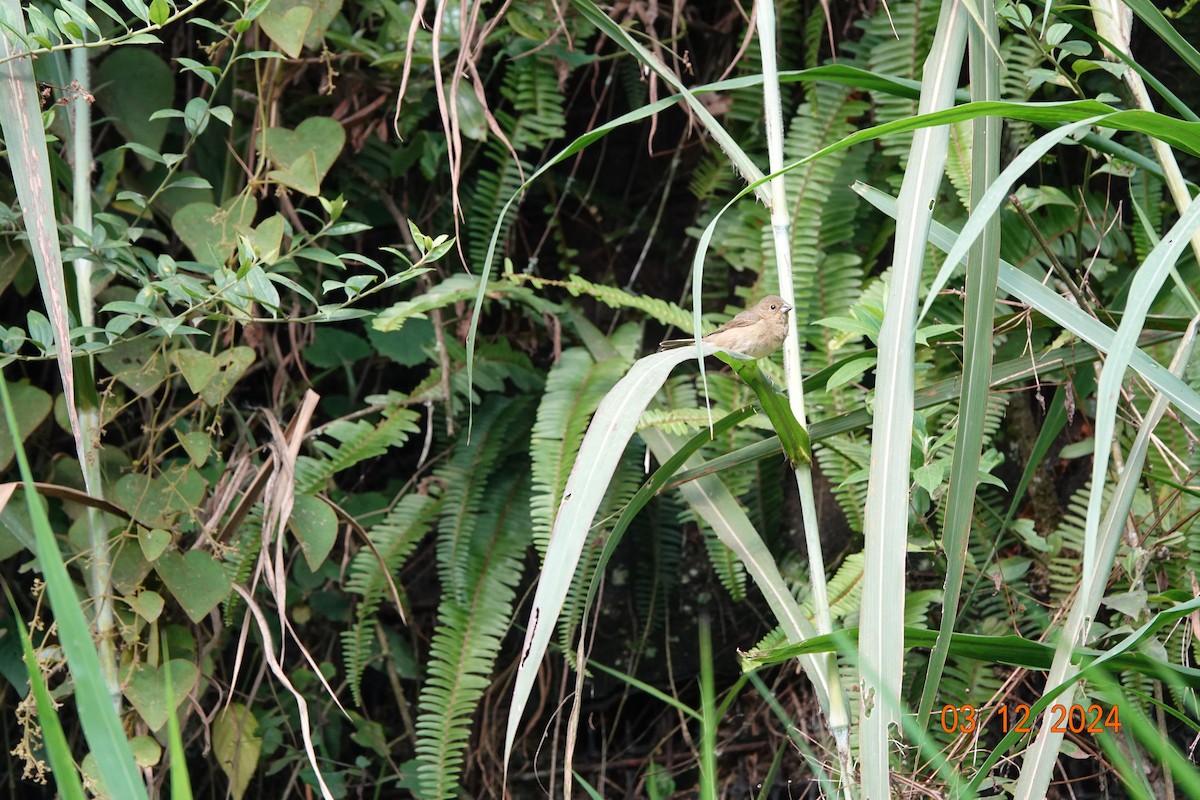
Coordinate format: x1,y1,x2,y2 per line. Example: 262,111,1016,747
0,373,147,799
856,183,1200,424
0,0,87,482
916,2,1002,725
858,6,967,796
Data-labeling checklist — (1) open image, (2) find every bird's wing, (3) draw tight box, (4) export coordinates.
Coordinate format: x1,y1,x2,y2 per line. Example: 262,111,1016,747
709,309,762,333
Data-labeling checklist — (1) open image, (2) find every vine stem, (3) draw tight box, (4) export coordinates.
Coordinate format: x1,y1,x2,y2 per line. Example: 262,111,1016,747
754,0,851,789
0,0,211,67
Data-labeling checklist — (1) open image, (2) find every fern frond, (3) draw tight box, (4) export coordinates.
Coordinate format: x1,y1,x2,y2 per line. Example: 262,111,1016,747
688,154,738,202
777,82,868,364
502,54,567,148
803,550,864,623
704,533,747,601
815,434,871,533
409,338,544,409
342,493,441,706
434,397,533,604
862,0,937,171
295,408,421,494
944,120,973,211
512,272,719,333
1129,149,1165,264
467,133,531,274
415,471,530,800
630,492,685,640
558,444,646,656
997,32,1043,150
531,348,626,556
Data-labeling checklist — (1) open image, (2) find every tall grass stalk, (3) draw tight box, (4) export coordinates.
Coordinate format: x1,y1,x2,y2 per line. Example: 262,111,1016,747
64,0,119,709
753,0,849,771
1013,216,1200,799
0,373,148,798
916,3,1002,725
857,3,966,797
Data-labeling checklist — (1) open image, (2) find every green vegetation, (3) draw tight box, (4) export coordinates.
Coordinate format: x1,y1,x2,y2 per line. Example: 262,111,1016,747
1,0,1199,797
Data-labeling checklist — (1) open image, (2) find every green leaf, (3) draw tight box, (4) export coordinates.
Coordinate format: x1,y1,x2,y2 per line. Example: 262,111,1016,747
0,381,50,471
213,704,262,800
137,527,171,561
172,349,216,394
171,347,255,407
913,463,944,494
258,0,341,56
172,195,257,267
303,328,371,367
148,0,169,24
210,104,233,127
95,50,174,157
824,355,875,391
114,467,206,530
288,494,337,572
175,430,210,467
58,0,100,36
128,736,162,769
97,337,169,397
716,353,811,466
174,56,217,88
260,117,345,196
182,96,209,136
126,590,165,623
155,550,232,623
122,660,198,731
246,214,285,264
0,376,147,800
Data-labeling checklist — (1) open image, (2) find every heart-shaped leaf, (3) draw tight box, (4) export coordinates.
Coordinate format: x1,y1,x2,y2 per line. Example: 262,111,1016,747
137,527,171,561
127,590,165,623
111,539,153,596
122,659,198,731
171,195,257,266
201,347,255,407
97,337,169,398
259,4,312,57
114,466,207,529
172,347,254,407
0,381,51,470
94,49,173,156
261,118,344,196
129,735,162,768
288,494,337,572
176,430,211,467
156,550,231,623
259,0,341,57
173,350,217,394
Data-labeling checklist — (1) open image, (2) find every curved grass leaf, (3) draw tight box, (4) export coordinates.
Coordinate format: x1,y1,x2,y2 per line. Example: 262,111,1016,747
0,374,147,799
857,183,1200,426
503,345,834,772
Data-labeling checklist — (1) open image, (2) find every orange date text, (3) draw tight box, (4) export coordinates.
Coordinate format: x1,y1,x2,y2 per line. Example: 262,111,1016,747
939,703,1121,734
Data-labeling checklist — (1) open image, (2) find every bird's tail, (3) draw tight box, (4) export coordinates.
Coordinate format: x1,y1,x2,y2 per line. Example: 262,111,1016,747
658,338,698,352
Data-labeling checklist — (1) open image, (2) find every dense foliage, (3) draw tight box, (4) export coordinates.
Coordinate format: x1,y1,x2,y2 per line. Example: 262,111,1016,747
1,0,1200,797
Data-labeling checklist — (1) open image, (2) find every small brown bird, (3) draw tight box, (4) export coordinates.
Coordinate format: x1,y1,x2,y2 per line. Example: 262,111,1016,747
659,295,793,359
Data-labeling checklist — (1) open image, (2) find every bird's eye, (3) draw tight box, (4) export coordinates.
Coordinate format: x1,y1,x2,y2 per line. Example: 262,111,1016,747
770,303,777,310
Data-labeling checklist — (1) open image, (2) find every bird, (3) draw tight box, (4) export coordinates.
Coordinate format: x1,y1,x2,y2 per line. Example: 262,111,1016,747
659,295,793,359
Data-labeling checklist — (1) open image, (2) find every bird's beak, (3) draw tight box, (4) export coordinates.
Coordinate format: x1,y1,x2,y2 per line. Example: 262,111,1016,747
782,302,793,314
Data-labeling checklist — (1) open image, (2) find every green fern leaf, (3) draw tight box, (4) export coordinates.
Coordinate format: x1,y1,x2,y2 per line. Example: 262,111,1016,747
342,493,441,706
295,408,421,494
415,470,530,800
531,348,626,556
